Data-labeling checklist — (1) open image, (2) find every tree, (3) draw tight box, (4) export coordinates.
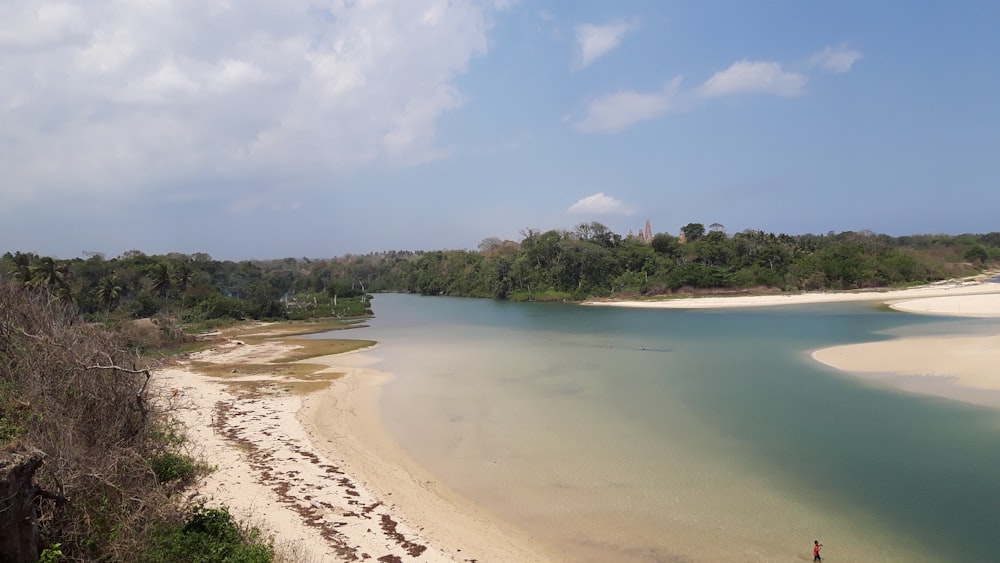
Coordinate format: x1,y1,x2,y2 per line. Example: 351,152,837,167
964,244,989,265
95,275,123,312
29,257,67,289
574,222,620,248
170,263,195,315
148,263,172,309
6,252,34,285
650,233,682,262
680,223,706,242
478,237,504,253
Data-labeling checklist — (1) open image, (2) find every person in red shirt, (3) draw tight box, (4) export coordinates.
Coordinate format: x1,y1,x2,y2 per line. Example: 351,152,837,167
813,539,823,561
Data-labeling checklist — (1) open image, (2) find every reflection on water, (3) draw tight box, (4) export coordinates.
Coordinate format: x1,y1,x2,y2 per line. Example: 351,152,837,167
318,294,1000,562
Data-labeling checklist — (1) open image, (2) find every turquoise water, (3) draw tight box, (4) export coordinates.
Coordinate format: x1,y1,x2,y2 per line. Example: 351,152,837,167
320,294,1000,561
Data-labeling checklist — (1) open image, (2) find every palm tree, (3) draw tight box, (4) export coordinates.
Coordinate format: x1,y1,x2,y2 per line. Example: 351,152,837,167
148,262,172,311
29,256,67,289
170,263,194,316
96,275,123,312
6,252,33,285
27,256,75,305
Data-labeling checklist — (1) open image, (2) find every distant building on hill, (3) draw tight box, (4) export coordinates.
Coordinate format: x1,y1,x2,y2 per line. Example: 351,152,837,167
627,220,654,244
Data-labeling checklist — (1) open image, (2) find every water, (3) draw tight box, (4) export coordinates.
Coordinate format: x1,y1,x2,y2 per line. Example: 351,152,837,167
316,294,1000,561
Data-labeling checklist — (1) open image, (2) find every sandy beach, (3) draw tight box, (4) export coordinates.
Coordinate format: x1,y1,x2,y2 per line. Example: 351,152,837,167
585,275,1000,310
589,273,1000,408
157,332,554,562
156,275,1000,561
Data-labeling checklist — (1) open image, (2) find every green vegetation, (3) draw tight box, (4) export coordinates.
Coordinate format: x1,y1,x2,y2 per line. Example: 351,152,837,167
4,224,997,312
189,223,993,302
0,276,280,562
144,506,273,563
1,250,375,333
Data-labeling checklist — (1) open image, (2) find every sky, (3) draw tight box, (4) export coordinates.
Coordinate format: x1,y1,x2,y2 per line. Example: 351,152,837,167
1,0,998,260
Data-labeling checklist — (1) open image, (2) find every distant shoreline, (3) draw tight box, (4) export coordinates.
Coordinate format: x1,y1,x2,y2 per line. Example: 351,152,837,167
588,273,1000,409
584,272,1000,311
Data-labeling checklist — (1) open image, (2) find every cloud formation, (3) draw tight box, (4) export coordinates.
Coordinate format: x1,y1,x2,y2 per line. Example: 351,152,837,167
575,19,637,69
574,78,682,133
574,55,821,132
567,193,638,215
809,45,863,73
0,0,497,205
699,60,807,97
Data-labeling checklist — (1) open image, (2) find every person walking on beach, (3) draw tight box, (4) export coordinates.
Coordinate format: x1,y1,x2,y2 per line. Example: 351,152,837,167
813,539,823,561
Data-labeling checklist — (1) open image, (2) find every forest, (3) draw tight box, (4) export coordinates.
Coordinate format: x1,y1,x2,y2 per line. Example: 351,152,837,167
3,224,999,323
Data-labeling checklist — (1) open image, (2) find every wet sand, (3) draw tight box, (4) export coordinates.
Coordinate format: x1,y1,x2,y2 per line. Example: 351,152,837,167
158,336,553,562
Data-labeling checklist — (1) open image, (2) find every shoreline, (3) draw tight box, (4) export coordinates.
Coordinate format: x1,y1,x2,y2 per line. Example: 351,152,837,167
587,274,1000,408
158,334,554,562
584,274,1000,310
159,274,1000,560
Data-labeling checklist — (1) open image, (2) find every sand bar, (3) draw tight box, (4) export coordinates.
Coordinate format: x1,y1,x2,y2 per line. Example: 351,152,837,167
588,274,1000,407
157,335,554,562
799,277,1000,407
585,276,1000,310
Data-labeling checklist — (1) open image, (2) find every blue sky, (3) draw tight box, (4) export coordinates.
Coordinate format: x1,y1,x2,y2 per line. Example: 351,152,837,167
1,0,997,260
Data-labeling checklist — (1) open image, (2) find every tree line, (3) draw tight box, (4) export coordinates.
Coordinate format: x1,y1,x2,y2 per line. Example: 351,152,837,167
1,250,373,329
302,223,1000,301
3,224,997,320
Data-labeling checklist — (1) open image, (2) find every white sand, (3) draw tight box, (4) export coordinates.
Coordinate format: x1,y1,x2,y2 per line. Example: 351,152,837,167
157,338,554,562
805,279,1000,404
588,274,1000,406
586,277,1000,310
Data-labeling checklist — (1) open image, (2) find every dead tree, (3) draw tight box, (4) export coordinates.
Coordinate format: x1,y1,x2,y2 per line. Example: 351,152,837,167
0,447,67,563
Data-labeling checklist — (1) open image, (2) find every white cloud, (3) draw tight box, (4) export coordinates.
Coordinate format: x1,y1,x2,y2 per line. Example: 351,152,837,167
575,19,637,69
567,193,638,215
0,0,496,205
574,78,682,133
123,60,201,103
699,60,807,97
809,45,863,73
0,3,90,49
74,29,137,74
209,59,269,93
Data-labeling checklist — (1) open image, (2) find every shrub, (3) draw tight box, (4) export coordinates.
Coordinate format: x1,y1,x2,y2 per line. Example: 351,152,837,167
148,452,196,485
145,506,274,563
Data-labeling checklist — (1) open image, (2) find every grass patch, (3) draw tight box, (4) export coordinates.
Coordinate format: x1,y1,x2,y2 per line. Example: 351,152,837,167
227,318,367,340
271,338,375,362
187,338,373,379
187,361,323,379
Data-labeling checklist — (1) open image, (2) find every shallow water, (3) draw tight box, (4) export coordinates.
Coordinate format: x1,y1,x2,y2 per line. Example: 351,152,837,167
318,294,1000,562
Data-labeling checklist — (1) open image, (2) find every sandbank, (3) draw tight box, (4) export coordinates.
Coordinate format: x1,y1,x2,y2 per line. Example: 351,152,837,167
799,277,1000,408
588,274,1000,408
585,275,1000,310
157,335,554,562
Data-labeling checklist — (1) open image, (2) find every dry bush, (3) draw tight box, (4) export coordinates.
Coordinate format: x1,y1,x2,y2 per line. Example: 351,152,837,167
0,276,179,560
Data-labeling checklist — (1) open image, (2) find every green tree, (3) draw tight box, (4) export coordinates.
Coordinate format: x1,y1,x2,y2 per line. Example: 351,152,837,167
170,263,195,315
29,256,67,289
95,275,123,312
148,262,173,309
680,223,706,242
964,244,989,265
650,233,682,262
6,252,36,285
